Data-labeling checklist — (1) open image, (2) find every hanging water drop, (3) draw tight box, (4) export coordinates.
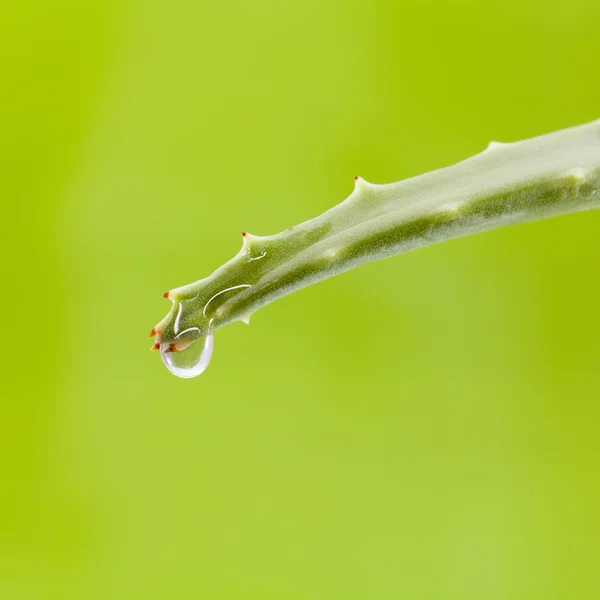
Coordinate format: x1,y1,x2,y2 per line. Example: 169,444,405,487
160,333,214,379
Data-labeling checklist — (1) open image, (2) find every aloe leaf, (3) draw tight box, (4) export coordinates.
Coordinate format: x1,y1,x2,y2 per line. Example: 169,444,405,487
150,119,600,376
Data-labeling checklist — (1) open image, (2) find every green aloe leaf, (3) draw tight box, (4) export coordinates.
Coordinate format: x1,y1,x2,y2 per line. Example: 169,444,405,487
151,119,600,377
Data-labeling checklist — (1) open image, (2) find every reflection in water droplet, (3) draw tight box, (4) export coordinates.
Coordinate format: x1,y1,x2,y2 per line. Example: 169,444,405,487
160,334,214,379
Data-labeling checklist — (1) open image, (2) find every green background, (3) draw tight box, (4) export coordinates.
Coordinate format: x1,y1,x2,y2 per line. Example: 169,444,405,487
1,0,599,598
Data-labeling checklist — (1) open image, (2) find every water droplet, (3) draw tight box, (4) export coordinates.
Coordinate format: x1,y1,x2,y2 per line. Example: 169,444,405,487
160,334,214,379
247,251,267,262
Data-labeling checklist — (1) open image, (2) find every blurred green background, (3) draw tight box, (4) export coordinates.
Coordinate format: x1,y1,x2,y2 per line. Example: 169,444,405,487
1,0,599,598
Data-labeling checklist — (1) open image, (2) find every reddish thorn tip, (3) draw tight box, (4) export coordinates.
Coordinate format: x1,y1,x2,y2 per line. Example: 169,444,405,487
354,175,359,181
162,291,170,299
150,343,160,352
149,328,157,338
242,232,248,237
